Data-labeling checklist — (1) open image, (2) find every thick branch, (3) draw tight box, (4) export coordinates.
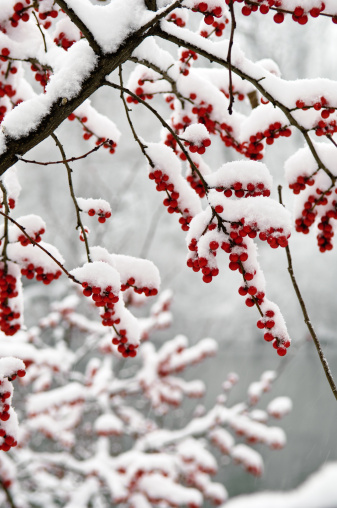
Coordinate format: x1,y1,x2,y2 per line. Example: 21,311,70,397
0,1,181,176
278,186,337,402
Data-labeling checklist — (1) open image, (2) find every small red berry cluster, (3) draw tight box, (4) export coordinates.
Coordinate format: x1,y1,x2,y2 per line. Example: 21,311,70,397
200,16,229,37
88,208,112,224
81,282,137,358
317,212,335,252
191,2,223,25
68,114,117,154
231,0,329,25
167,11,186,27
10,1,31,27
148,168,193,230
36,7,58,21
21,263,62,285
0,369,25,451
292,183,337,252
243,124,291,160
187,203,290,354
54,31,76,51
126,80,154,103
288,173,315,194
18,226,45,246
184,136,211,155
0,270,20,336
31,63,51,89
214,180,270,198
179,49,198,76
121,277,159,297
187,171,207,198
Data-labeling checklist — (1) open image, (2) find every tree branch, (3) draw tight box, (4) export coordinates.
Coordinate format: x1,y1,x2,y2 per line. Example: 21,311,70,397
156,27,336,183
278,185,337,402
51,133,92,263
0,2,182,176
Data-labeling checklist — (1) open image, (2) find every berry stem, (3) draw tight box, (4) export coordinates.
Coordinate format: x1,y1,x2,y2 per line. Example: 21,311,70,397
278,185,337,402
51,133,92,263
17,139,107,166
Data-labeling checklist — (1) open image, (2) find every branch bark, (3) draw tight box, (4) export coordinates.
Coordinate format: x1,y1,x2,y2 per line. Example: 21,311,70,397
0,1,181,176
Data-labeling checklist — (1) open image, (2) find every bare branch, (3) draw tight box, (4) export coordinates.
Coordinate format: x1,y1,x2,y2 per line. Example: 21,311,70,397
278,185,337,402
18,140,107,166
51,133,92,263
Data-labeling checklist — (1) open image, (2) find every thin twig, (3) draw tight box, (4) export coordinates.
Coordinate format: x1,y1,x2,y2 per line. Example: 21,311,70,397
104,79,209,190
0,211,80,285
32,11,47,53
227,0,236,115
278,185,337,402
18,141,108,166
0,182,10,271
51,134,92,263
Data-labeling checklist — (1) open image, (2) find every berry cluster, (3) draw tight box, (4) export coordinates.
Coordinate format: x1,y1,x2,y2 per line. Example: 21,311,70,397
68,114,117,155
200,13,229,37
243,124,292,160
121,276,159,297
192,2,223,25
187,172,207,198
149,168,193,230
233,1,329,25
88,208,112,224
317,213,334,252
179,49,198,76
18,226,45,246
187,200,290,355
10,1,31,27
54,31,76,51
31,63,51,89
21,263,62,285
81,282,138,358
126,83,154,103
215,180,270,198
184,136,211,155
167,10,186,27
0,270,20,336
288,174,315,194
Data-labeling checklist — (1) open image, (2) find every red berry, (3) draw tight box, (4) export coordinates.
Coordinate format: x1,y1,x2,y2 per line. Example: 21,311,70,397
274,12,284,23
